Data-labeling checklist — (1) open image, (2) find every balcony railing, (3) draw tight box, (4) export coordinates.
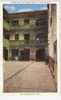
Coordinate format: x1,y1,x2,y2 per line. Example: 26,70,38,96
11,24,42,30
10,40,48,48
3,20,48,31
11,24,36,30
3,20,36,30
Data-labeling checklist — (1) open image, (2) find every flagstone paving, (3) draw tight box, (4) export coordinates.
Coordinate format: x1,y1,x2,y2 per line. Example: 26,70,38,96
4,61,57,92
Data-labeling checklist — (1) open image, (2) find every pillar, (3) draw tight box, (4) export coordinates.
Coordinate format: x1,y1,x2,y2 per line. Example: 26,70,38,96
8,48,12,60
30,48,36,60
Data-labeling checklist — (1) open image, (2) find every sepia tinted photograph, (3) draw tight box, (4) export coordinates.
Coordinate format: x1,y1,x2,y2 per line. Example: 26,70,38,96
3,4,57,92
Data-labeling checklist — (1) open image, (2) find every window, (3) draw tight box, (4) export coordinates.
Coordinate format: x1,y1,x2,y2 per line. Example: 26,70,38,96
36,19,41,26
24,19,29,25
36,34,40,40
12,20,18,26
6,20,10,23
4,34,10,40
24,34,30,43
15,34,19,40
36,21,40,26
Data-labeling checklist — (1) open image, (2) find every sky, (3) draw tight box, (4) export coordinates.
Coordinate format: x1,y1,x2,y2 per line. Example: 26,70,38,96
3,4,48,13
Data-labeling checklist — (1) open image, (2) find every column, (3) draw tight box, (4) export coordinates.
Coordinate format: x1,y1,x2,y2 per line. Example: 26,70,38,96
8,48,12,60
30,48,36,60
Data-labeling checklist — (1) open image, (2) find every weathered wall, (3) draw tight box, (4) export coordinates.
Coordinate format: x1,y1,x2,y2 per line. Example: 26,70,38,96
48,4,57,83
48,4,57,58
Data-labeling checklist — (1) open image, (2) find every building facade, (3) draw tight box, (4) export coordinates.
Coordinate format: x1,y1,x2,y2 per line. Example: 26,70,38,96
3,4,57,85
3,9,48,61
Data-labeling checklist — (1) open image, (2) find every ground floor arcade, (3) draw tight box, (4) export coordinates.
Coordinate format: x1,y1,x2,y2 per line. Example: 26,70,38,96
3,47,48,62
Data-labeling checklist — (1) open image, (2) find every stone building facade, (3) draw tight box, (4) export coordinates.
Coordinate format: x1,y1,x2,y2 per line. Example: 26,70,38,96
3,8,48,61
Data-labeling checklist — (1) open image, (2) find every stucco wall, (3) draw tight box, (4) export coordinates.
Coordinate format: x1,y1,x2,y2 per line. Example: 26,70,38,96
48,4,57,58
48,4,57,83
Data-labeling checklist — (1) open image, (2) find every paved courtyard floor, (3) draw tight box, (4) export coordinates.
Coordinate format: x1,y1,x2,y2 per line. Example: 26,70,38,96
3,61,57,92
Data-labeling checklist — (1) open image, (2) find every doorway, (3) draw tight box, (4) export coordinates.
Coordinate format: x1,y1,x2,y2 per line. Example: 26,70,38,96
36,49,45,61
24,49,30,60
3,47,8,60
11,48,19,60
19,49,30,61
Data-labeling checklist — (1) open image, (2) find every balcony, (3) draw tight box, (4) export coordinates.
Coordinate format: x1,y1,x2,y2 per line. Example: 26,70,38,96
10,25,48,31
3,20,48,32
9,40,48,48
3,21,35,31
11,24,36,30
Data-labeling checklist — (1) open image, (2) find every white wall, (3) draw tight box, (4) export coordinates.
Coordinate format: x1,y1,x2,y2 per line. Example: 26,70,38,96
48,4,57,58
19,33,24,40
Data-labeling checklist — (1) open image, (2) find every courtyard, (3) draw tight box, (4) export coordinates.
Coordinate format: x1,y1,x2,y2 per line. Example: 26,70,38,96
4,61,57,92
3,4,57,93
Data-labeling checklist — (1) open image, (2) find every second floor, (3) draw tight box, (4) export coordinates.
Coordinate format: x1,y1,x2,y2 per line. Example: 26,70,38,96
3,32,48,48
3,10,48,31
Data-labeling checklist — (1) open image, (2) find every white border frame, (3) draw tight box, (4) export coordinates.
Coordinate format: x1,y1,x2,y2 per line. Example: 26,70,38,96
0,1,60,95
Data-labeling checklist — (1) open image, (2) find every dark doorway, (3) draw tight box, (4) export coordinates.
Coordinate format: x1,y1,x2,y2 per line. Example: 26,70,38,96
19,50,24,61
19,49,30,61
24,49,30,60
11,48,19,60
4,34,10,40
36,49,45,61
3,47,8,60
